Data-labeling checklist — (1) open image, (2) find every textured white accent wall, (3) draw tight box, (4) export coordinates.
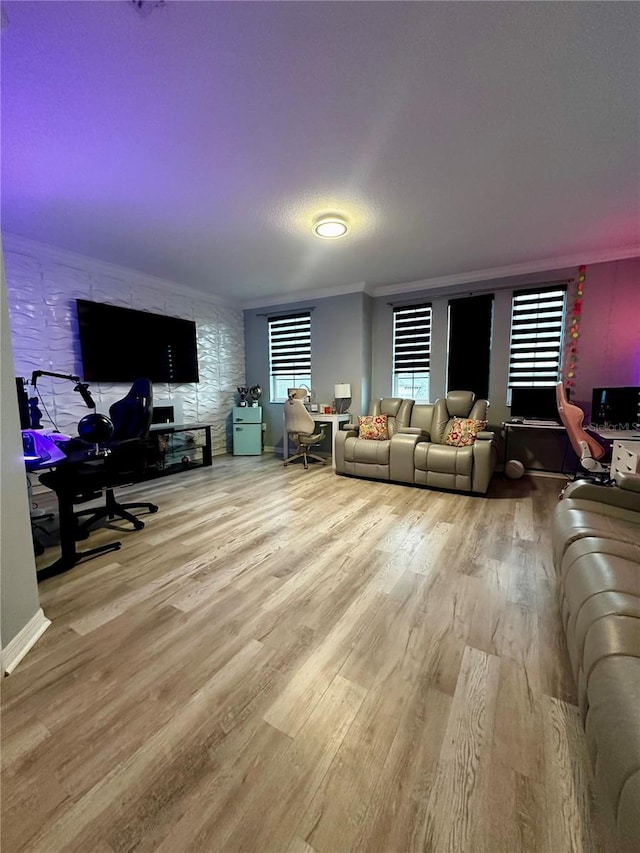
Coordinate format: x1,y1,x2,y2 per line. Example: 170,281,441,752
4,235,245,456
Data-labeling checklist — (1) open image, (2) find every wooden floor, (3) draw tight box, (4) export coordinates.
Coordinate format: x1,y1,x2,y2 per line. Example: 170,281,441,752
2,456,614,852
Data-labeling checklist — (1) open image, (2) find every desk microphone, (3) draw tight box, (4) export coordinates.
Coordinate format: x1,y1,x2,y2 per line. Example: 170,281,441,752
74,382,95,409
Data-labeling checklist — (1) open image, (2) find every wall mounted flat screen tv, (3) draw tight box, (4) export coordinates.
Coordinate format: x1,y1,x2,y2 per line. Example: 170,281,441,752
510,386,560,422
76,299,199,383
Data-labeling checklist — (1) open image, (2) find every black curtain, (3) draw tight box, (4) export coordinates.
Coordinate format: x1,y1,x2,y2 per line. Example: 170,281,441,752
447,294,494,400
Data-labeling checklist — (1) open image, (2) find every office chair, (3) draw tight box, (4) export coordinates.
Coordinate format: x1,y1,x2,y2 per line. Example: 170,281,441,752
556,381,612,484
283,389,327,469
73,378,159,534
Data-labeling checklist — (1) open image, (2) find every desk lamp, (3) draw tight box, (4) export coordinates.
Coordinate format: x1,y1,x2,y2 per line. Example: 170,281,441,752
334,384,352,414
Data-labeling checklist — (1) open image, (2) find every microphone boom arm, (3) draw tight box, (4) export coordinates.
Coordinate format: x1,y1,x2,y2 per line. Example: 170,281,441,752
31,369,80,386
30,370,95,409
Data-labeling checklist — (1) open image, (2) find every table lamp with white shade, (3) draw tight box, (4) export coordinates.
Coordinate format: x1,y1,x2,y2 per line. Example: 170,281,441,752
334,383,352,414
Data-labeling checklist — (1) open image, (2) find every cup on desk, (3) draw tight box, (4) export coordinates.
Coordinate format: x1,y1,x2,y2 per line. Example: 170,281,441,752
323,405,331,414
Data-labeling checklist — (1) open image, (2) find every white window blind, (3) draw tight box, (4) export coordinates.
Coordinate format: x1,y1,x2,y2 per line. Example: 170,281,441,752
268,312,311,401
508,285,567,387
392,303,431,400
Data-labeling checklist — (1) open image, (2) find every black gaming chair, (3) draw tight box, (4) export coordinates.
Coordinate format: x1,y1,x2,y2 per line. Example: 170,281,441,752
73,378,159,535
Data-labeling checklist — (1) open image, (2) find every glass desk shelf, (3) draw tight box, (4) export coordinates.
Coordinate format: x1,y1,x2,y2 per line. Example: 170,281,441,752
149,423,212,476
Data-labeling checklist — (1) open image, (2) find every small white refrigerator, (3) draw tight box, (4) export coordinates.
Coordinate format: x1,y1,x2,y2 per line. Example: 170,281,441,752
232,406,262,455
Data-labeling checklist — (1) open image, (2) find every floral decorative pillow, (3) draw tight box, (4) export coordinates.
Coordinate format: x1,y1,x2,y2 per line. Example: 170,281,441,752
445,418,487,447
358,414,389,440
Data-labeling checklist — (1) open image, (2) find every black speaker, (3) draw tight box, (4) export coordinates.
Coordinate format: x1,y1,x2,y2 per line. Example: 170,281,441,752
16,377,30,430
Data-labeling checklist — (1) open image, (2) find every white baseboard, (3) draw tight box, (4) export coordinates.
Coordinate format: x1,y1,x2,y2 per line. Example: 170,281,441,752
2,608,51,675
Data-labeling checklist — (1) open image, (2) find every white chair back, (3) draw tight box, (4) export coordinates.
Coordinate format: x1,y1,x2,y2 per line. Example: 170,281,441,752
284,398,315,436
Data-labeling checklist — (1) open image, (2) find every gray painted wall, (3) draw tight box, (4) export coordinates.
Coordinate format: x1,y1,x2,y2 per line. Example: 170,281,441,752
248,273,570,447
1,246,42,652
247,261,638,472
370,279,556,426
244,292,371,452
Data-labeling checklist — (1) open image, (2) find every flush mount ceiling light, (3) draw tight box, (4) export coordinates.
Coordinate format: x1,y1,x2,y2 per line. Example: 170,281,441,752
313,215,349,239
129,0,165,17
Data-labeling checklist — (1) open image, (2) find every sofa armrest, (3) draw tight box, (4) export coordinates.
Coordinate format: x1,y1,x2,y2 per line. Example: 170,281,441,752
476,430,495,441
334,426,358,472
561,478,640,513
390,433,425,484
471,435,498,494
617,472,640,493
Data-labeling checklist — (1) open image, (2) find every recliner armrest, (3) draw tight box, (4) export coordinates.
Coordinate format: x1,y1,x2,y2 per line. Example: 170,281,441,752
476,430,495,441
616,472,640,493
561,477,640,512
397,427,430,438
389,432,422,483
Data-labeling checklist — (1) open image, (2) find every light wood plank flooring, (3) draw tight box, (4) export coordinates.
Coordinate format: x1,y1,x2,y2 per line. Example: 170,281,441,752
2,456,614,852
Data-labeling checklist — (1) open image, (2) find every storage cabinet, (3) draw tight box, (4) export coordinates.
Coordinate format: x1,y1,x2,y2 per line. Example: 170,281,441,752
233,407,262,455
611,439,640,479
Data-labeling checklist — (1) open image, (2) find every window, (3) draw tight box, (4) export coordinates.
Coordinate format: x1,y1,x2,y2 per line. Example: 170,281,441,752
268,312,311,402
448,293,494,400
392,303,431,401
508,285,567,389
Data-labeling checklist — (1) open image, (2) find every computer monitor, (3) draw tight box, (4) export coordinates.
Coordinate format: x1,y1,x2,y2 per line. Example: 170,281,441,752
509,386,561,422
591,387,640,428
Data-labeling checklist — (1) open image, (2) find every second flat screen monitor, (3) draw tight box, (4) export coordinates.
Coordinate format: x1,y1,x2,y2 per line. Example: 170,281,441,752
510,387,560,422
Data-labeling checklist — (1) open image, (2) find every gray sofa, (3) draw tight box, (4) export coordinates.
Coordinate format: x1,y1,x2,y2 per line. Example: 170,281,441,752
551,473,640,850
335,391,498,494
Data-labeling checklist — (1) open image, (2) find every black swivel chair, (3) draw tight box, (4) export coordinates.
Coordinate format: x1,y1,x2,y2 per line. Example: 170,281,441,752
73,378,159,535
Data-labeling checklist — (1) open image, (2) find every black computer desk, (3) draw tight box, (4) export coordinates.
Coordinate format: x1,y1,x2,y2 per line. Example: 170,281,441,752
33,450,122,582
502,420,575,474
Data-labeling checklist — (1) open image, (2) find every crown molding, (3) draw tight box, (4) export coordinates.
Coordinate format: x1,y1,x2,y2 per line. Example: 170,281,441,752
5,232,637,311
241,246,639,309
369,247,640,297
241,281,367,310
1,233,243,310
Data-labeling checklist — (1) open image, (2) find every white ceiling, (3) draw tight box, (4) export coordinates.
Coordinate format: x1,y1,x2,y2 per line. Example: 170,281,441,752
1,1,639,307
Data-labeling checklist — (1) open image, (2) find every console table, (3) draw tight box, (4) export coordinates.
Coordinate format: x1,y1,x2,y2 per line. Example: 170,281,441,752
149,423,212,475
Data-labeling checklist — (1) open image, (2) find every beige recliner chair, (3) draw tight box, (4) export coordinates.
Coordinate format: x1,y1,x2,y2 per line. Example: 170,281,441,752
335,397,414,479
283,391,327,469
412,390,495,493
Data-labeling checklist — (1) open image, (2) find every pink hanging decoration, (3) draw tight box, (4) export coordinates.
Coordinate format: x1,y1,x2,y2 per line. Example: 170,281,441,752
564,265,586,387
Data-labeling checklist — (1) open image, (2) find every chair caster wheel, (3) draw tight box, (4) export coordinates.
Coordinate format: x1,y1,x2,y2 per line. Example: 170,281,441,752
75,530,90,541
134,521,145,530
115,543,122,550
149,506,158,514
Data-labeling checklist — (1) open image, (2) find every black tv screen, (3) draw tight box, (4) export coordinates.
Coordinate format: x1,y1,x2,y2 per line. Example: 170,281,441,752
591,386,640,428
76,299,199,383
510,386,560,421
